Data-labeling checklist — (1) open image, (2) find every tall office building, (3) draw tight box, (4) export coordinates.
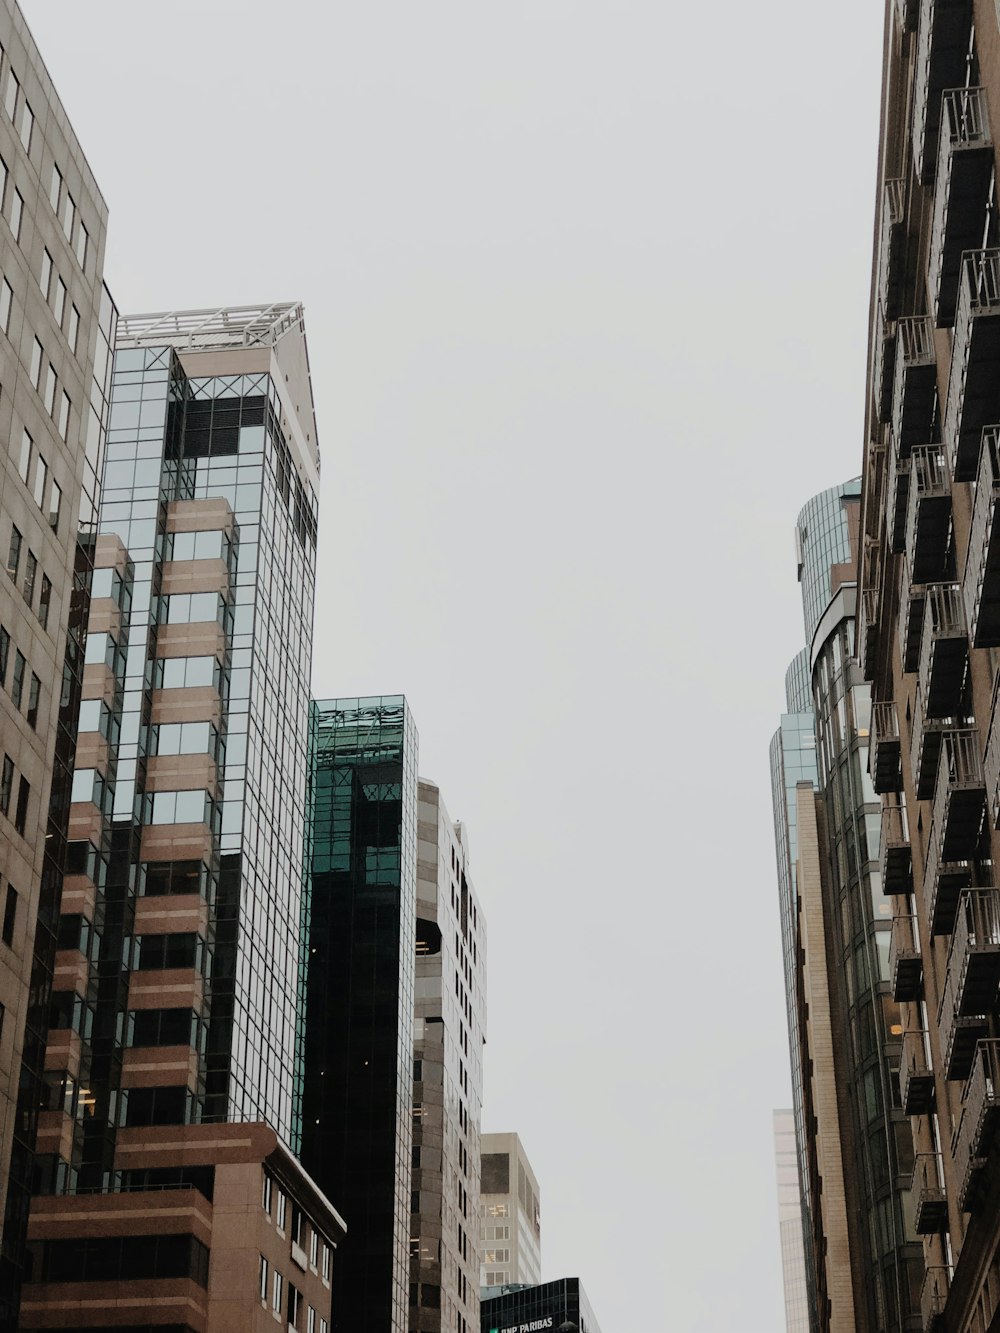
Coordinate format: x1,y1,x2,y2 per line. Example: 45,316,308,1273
410,779,486,1333
771,480,920,1331
302,695,419,1333
479,1277,602,1333
479,1132,541,1289
0,3,114,1323
772,1109,810,1333
857,2,1000,1326
18,304,347,1333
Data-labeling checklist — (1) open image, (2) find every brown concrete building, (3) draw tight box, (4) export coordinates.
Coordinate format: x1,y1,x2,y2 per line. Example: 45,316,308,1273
0,2,115,1325
858,1,1000,1327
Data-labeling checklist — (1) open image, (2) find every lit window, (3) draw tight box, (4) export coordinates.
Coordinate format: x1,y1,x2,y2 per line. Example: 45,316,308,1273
18,99,31,153
29,337,41,388
53,277,66,326
10,188,22,242
39,248,51,298
49,163,62,211
3,68,17,120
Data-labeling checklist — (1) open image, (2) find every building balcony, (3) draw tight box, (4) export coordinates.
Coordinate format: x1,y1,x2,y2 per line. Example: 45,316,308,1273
902,1027,936,1113
920,1265,950,1333
985,673,1000,830
860,587,881,682
917,585,968,719
899,553,927,675
945,248,1000,479
932,729,986,863
873,702,903,794
879,177,907,323
880,799,913,894
874,304,898,425
910,693,951,800
911,1152,947,1233
892,317,938,453
912,0,975,183
923,817,973,935
929,87,993,325
887,450,912,554
964,425,1000,648
890,913,922,1001
952,1038,1000,1211
906,445,952,584
938,900,992,1081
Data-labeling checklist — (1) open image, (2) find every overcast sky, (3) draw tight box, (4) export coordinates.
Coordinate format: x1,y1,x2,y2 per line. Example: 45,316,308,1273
22,2,885,1327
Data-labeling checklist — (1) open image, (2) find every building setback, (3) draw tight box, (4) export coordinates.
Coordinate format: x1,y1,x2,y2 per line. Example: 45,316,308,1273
411,779,486,1333
17,304,346,1332
859,1,1000,1326
479,1132,541,1289
0,1,114,1323
479,1277,602,1333
302,695,419,1333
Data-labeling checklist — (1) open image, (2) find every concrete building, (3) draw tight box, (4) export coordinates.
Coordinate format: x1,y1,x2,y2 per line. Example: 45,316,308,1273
479,1133,541,1289
17,304,347,1332
0,3,114,1324
772,1109,811,1333
771,480,920,1331
479,1277,602,1333
857,2,1000,1326
302,695,419,1333
410,779,486,1333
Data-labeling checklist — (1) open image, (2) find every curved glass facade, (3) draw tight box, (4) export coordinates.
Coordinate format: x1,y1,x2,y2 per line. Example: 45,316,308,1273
795,478,861,648
785,647,812,715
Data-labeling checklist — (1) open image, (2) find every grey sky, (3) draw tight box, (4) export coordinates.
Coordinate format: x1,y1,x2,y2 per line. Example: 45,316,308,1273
22,2,884,1326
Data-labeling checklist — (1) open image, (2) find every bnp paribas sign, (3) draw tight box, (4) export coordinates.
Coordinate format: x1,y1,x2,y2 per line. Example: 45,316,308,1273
489,1320,555,1333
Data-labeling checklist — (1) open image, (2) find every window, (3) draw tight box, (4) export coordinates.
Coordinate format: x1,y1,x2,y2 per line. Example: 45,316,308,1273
262,1172,273,1215
61,190,74,243
11,188,23,242
26,673,39,728
290,1202,303,1245
39,248,51,298
32,453,46,507
322,1244,331,1284
3,68,17,119
289,1284,303,1330
30,337,42,388
18,99,32,153
38,574,51,629
58,390,70,441
272,1270,283,1313
48,479,61,532
75,220,88,270
309,1230,318,1267
259,1254,269,1303
68,305,79,353
11,652,25,708
49,163,62,211
308,1309,316,1333
4,525,19,578
277,1189,287,1233
0,1001,5,1044
43,364,57,415
53,276,66,326
411,1190,419,1214
320,1320,328,1333
2,884,15,945
17,430,30,483
0,757,11,815
0,276,11,333
15,776,30,835
22,550,36,606
0,156,7,210
0,626,8,686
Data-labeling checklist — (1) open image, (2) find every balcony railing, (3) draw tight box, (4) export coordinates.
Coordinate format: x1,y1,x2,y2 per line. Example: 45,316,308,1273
902,1027,936,1113
913,0,975,184
911,1151,947,1233
917,584,968,720
873,701,902,794
893,316,938,453
890,913,922,1001
880,799,913,894
938,898,992,1080
945,248,1000,479
899,550,928,675
906,444,952,584
929,87,993,325
953,1038,1000,1211
887,450,912,555
954,886,1000,1005
933,729,986,865
920,1264,950,1333
965,425,1000,647
860,586,880,682
879,178,907,323
910,690,952,800
923,813,974,935
985,671,1000,831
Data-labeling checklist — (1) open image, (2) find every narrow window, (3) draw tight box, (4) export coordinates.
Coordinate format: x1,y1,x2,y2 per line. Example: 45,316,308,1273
276,1189,287,1233
29,336,42,388
0,276,9,335
22,550,36,606
53,277,66,326
58,390,70,441
68,305,79,354
6,526,21,580
262,1172,272,1215
3,68,18,120
18,100,32,154
43,364,57,415
32,453,46,508
37,574,51,630
48,479,61,532
0,625,9,685
0,757,12,816
11,651,25,707
26,673,38,729
308,1308,316,1333
272,1270,283,1313
39,248,51,298
11,188,23,242
0,1001,5,1043
15,775,29,835
61,191,74,243
75,220,88,270
309,1229,318,1267
49,163,62,211
17,430,30,483
322,1245,331,1283
2,884,15,945
259,1254,269,1303
0,155,8,211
